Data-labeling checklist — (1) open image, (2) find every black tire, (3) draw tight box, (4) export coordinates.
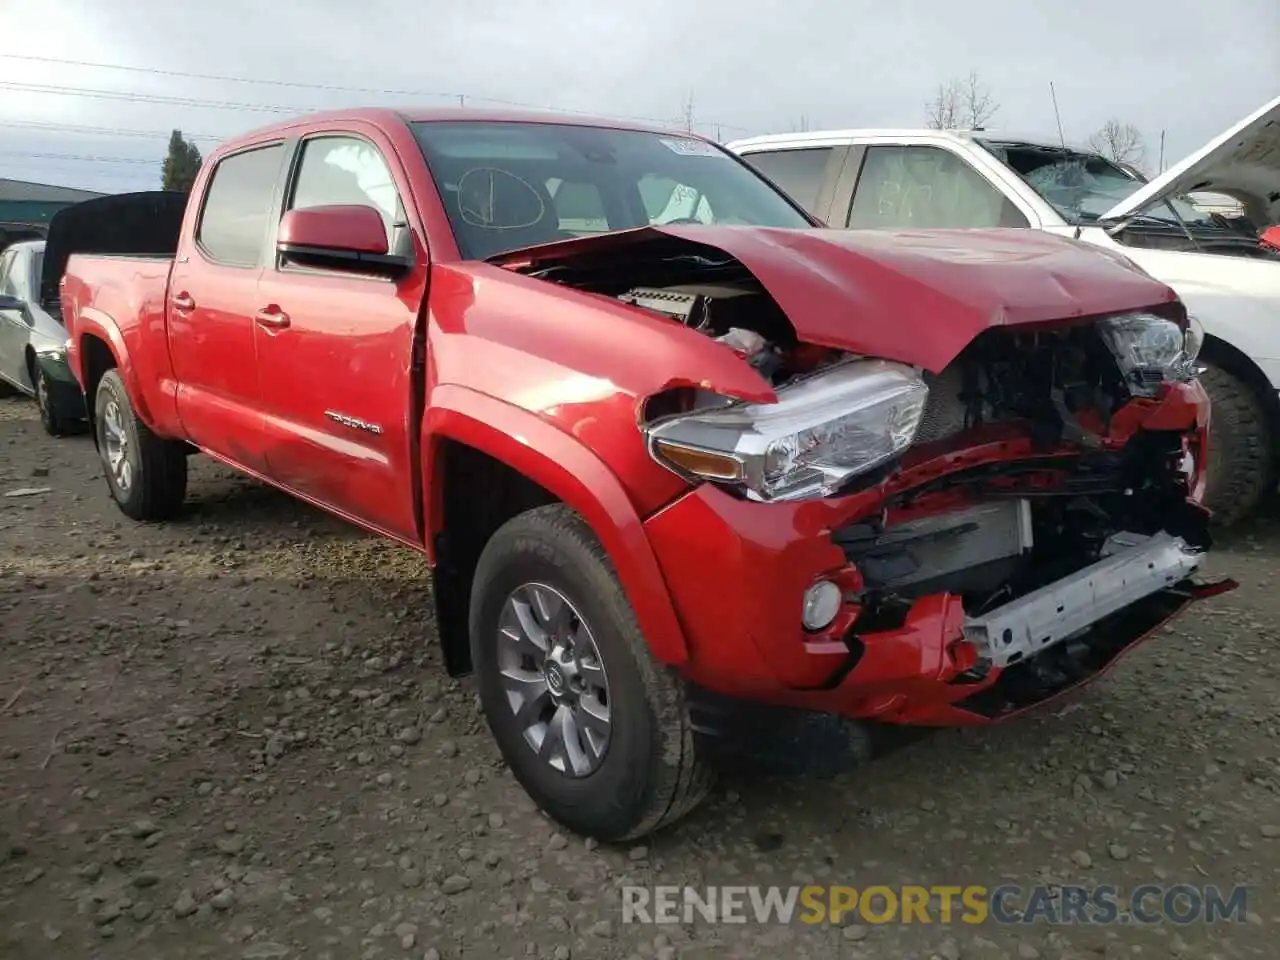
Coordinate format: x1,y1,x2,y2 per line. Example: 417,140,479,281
34,366,74,437
94,369,188,521
1200,362,1275,527
469,504,713,841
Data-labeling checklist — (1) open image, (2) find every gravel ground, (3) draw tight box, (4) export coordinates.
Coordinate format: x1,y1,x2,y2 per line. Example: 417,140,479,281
1,393,1278,960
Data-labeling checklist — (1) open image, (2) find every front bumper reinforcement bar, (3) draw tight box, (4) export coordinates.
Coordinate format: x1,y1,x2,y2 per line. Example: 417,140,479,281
963,530,1203,668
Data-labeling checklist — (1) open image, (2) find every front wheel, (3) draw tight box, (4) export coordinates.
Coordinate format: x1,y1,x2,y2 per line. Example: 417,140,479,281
469,504,712,841
94,369,188,521
1200,362,1276,527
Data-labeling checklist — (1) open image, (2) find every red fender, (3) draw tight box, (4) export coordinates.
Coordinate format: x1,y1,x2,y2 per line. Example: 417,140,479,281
423,383,690,666
71,309,159,426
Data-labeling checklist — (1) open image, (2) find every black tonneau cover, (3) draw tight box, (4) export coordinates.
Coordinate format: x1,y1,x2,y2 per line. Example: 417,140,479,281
40,191,188,306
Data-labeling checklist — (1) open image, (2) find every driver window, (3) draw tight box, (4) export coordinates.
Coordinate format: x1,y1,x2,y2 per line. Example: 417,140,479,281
848,145,1027,229
290,136,404,247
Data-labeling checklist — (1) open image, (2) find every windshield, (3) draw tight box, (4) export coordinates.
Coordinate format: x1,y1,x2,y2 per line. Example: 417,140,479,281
32,250,43,293
977,139,1222,228
410,121,813,260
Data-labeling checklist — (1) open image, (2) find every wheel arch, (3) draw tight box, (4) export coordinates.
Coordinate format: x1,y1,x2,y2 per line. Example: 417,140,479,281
423,384,691,678
77,330,122,447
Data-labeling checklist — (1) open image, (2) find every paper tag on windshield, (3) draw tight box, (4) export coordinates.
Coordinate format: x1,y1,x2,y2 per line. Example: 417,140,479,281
659,138,722,157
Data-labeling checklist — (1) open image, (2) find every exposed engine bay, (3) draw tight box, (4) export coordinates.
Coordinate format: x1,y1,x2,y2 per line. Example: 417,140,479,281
524,249,843,388
614,279,843,389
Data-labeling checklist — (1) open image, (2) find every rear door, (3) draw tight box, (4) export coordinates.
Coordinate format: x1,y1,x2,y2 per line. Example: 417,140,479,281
168,142,287,471
253,126,429,544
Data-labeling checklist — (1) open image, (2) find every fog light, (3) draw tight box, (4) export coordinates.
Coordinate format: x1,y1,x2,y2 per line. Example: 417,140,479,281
802,580,842,631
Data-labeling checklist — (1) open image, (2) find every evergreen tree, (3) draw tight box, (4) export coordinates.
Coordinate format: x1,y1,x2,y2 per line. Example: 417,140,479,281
161,130,202,193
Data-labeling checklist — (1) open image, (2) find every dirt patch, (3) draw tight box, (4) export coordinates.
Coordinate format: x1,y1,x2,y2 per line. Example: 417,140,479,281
1,394,1277,959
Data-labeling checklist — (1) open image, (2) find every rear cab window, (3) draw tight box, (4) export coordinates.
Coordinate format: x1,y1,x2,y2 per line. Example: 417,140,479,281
196,144,286,266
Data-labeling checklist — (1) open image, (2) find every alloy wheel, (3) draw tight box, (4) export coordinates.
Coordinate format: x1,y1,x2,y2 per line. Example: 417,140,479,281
101,399,133,494
495,582,612,776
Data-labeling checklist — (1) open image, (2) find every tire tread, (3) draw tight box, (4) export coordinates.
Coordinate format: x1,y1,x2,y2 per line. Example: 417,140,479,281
1200,363,1274,527
96,370,187,521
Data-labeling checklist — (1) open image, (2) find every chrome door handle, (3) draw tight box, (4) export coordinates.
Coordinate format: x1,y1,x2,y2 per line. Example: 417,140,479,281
254,307,291,329
171,292,196,311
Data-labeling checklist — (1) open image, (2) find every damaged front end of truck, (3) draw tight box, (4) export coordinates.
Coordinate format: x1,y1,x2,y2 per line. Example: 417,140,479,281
493,224,1237,727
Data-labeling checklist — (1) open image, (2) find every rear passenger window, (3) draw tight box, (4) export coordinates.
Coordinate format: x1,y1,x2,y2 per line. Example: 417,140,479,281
738,147,833,216
196,144,285,266
0,251,15,296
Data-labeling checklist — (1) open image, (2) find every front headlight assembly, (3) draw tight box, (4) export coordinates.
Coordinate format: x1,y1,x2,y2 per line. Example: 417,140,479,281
1098,313,1203,396
643,359,930,502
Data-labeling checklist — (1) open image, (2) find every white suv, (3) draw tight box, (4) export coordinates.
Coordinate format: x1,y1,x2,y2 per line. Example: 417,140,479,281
727,95,1280,526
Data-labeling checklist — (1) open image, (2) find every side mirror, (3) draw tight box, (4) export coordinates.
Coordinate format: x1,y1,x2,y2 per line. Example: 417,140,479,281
277,204,411,274
0,294,24,312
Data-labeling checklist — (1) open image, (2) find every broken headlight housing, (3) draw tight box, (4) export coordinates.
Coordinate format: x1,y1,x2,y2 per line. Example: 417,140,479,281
1098,313,1203,397
644,359,929,502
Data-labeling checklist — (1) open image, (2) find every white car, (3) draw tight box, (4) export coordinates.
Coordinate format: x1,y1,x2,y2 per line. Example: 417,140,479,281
727,94,1280,525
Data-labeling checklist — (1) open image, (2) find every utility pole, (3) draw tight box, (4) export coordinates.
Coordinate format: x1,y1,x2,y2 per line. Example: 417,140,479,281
1159,129,1166,173
458,94,465,108
681,91,696,133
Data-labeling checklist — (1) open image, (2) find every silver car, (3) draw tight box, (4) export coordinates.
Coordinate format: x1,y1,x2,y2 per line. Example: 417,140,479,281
0,240,86,435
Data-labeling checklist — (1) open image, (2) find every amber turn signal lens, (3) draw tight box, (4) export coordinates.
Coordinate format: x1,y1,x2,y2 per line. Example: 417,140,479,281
652,439,744,481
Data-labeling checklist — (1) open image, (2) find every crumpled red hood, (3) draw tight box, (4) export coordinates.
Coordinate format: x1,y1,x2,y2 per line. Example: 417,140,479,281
491,225,1181,372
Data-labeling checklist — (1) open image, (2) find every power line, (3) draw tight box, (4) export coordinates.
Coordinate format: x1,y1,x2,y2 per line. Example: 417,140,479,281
0,150,160,165
0,80,304,115
0,52,463,99
0,51,750,132
0,119,222,142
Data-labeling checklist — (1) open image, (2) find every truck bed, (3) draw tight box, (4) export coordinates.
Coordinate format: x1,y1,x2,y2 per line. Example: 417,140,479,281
61,254,175,402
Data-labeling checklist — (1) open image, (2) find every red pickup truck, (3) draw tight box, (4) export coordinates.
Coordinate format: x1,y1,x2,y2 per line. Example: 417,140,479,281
60,107,1232,841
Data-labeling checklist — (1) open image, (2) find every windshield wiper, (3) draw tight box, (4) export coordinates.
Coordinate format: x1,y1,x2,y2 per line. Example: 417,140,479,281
1104,204,1203,251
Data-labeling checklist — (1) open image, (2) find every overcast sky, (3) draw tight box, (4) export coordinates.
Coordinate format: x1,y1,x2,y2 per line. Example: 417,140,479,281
1,0,1276,193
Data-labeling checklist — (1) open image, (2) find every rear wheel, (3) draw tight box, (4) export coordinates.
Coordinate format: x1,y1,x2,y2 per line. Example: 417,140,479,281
94,369,188,521
1200,362,1275,527
469,504,712,841
35,366,74,437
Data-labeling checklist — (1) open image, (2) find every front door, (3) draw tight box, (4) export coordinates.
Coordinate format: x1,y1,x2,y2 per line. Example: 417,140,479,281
167,142,288,472
254,130,427,543
844,145,1030,230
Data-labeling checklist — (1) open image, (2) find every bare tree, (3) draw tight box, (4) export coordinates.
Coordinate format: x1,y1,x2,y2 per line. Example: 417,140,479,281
1087,119,1147,169
925,71,999,130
